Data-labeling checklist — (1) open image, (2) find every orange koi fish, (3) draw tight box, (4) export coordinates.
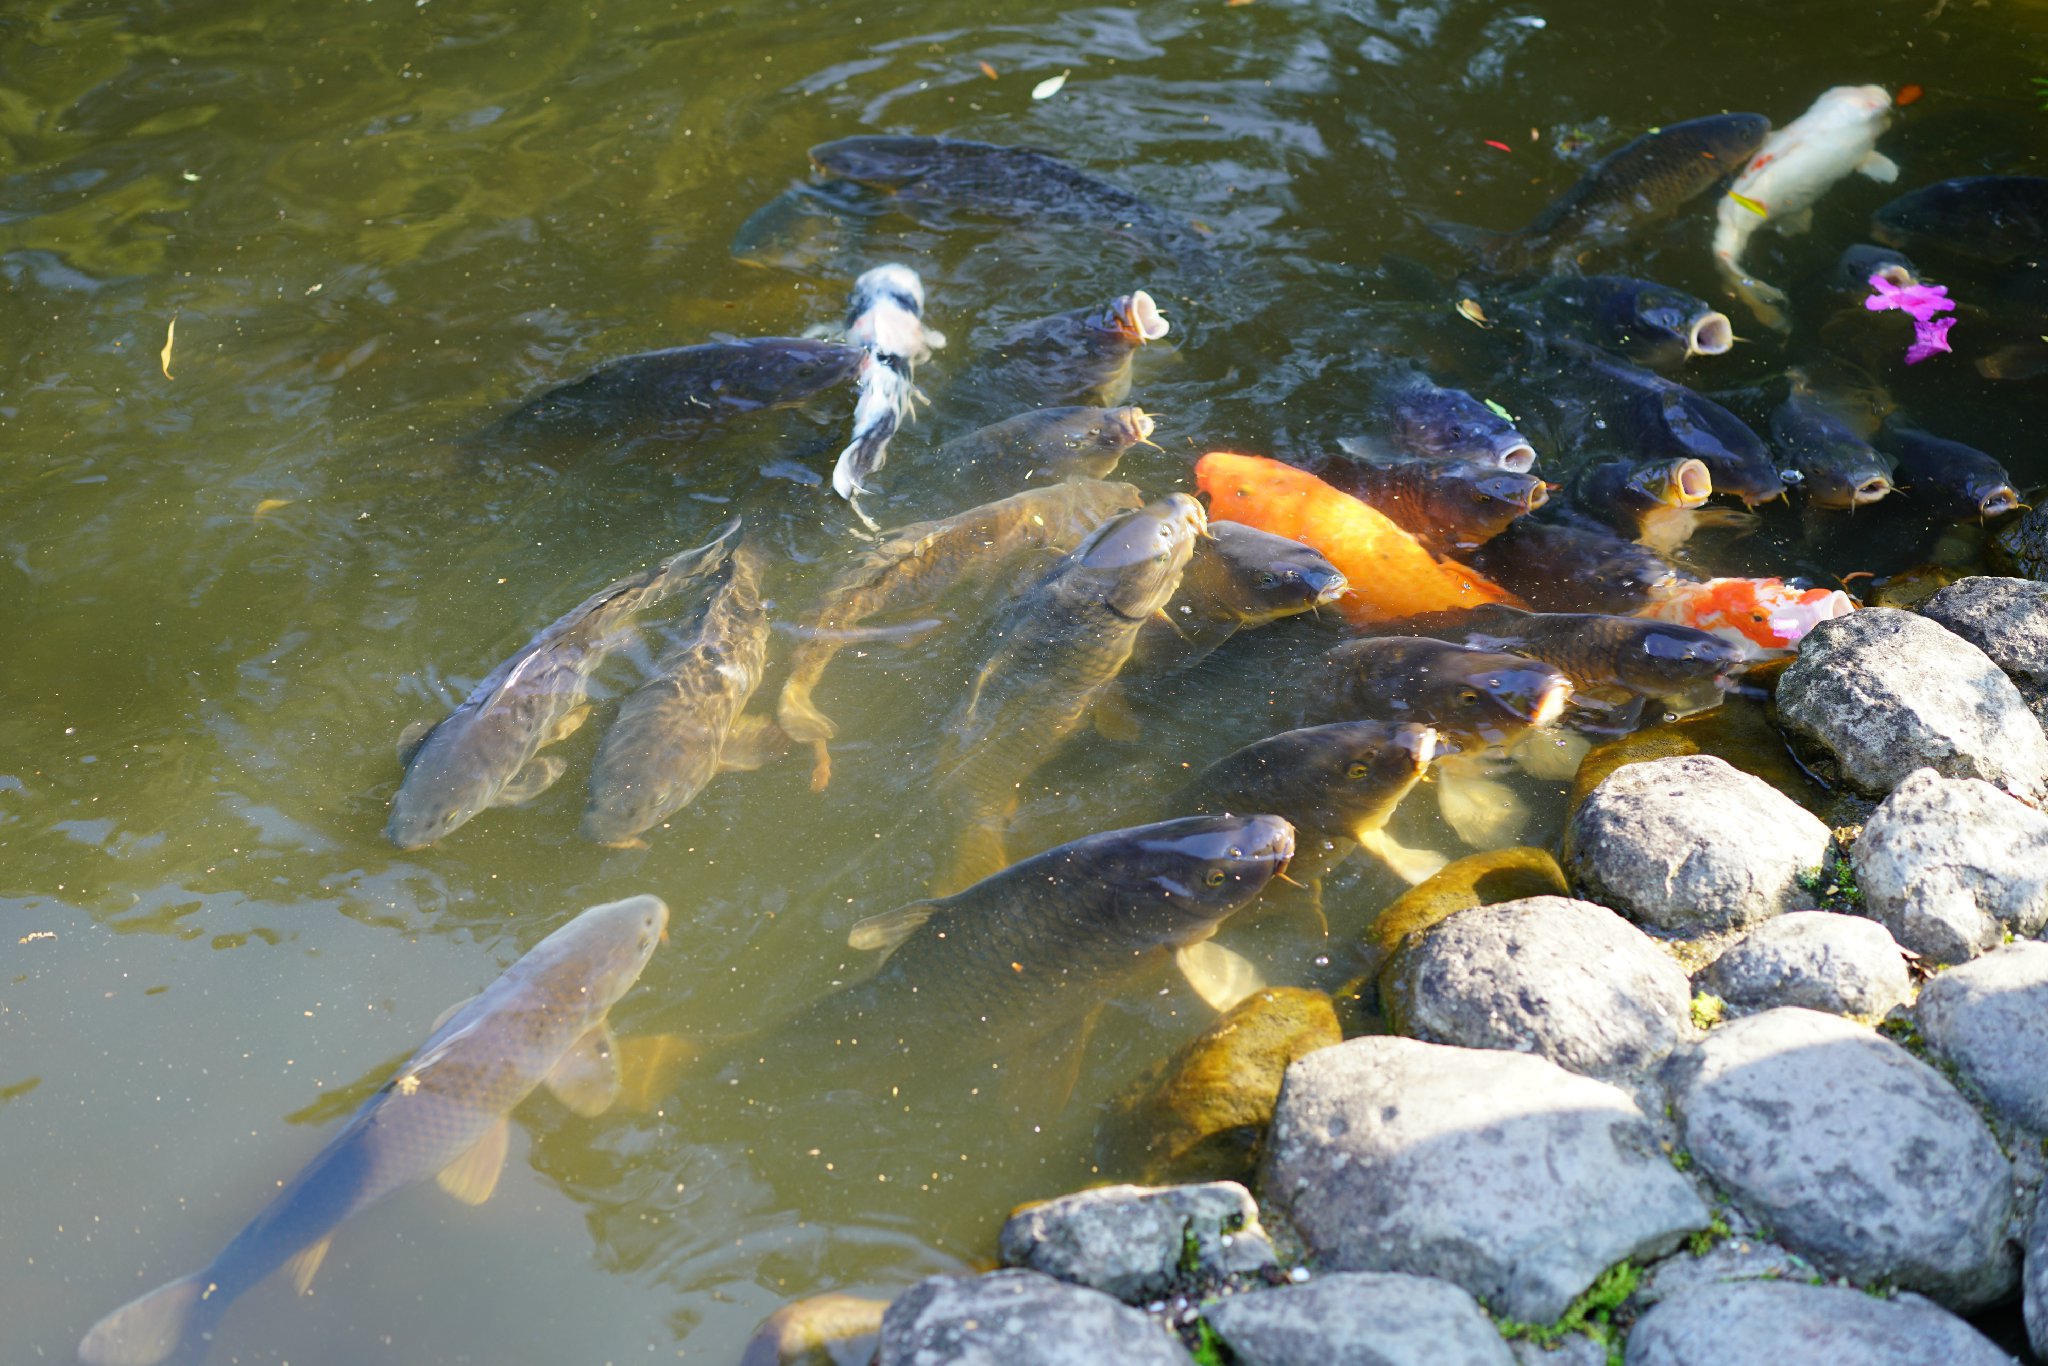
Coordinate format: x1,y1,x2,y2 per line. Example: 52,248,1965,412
1643,576,1855,657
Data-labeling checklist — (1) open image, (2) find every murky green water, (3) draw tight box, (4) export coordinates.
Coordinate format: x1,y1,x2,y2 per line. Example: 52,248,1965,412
5,1,2046,1360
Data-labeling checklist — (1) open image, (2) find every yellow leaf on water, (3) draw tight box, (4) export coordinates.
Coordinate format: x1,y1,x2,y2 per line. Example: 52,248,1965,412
159,316,177,379
1031,70,1069,100
253,498,293,517
1456,298,1493,328
977,60,998,80
1728,192,1767,218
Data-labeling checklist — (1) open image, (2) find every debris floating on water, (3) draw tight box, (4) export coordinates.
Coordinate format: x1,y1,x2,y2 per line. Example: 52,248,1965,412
1031,71,1069,100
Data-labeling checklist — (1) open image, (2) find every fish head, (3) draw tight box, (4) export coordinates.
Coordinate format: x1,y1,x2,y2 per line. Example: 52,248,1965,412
847,263,926,318
386,725,497,851
1614,623,1749,695
759,339,868,401
1090,815,1297,944
1813,84,1894,129
1106,291,1171,343
1108,405,1160,451
808,135,941,187
1637,457,1713,509
1832,243,1919,296
1695,112,1775,167
1440,464,1549,534
516,894,671,1017
1347,639,1572,748
1205,522,1347,621
1976,483,2023,519
1298,720,1443,835
1386,381,1535,471
1075,493,1205,618
1663,394,1782,506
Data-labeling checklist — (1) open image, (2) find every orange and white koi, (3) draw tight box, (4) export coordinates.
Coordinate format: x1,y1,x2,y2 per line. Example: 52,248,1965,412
1642,576,1855,658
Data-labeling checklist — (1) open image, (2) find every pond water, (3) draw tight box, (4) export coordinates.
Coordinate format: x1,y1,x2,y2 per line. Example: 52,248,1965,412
5,0,2046,1360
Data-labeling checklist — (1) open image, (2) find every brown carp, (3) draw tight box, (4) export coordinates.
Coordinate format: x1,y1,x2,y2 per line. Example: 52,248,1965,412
1132,521,1347,673
777,480,1145,788
937,404,1159,488
971,291,1171,409
78,895,668,1366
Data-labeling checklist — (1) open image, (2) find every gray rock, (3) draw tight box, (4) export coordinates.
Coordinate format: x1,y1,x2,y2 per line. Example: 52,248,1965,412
1383,896,1693,1080
2026,1198,2048,1361
1851,767,2048,965
1664,1007,2015,1309
1916,942,2048,1133
1633,1238,1815,1308
1509,1339,1606,1366
996,1181,1277,1302
1695,912,1911,1019
876,1270,1191,1366
1562,755,1830,936
1775,607,2048,800
1924,576,2048,728
1624,1281,2012,1365
1260,1036,1707,1322
1202,1272,1513,1366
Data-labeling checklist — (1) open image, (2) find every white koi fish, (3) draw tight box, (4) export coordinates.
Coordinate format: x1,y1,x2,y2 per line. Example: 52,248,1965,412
830,264,945,524
1713,85,1898,332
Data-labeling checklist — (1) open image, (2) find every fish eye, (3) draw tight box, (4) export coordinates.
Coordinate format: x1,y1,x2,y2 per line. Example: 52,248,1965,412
1346,761,1371,779
1259,573,1279,588
1204,868,1229,888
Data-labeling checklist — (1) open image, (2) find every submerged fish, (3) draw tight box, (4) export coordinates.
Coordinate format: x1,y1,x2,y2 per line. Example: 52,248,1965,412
776,480,1145,788
480,338,862,454
934,494,1205,889
583,543,778,847
1872,176,2048,265
1436,113,1771,273
1453,603,1744,699
1318,454,1547,554
1175,720,1440,886
1470,518,1683,615
1714,86,1896,331
388,524,739,850
1306,636,1571,749
831,264,946,511
1771,379,1897,508
1484,274,1733,370
970,291,1171,409
734,815,1294,1076
1880,425,2021,522
1526,341,1786,506
1347,367,1537,472
1560,456,1741,555
1135,522,1347,671
807,136,1212,266
936,405,1159,488
78,895,669,1366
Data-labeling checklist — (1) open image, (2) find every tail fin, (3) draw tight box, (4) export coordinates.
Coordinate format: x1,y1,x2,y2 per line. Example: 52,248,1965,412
831,355,915,502
78,1273,215,1366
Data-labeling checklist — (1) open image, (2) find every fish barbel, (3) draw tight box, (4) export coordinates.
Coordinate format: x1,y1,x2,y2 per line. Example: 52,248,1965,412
582,541,778,847
776,480,1145,789
1714,85,1896,331
78,895,669,1366
387,522,741,850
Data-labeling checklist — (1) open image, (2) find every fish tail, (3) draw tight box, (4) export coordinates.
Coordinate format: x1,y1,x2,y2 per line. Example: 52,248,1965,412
78,1272,220,1366
937,819,1011,896
831,354,915,501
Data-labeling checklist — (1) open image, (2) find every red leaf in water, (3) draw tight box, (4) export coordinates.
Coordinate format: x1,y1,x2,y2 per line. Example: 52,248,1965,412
1483,139,1512,152
1897,84,1924,107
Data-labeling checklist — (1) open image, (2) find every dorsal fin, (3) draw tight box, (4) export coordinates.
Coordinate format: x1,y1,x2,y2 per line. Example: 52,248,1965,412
847,900,943,953
396,719,436,766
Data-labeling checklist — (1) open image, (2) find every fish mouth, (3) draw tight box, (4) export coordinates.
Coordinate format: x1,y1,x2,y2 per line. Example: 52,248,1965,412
1312,571,1351,604
1981,487,2023,518
1851,475,1896,505
1522,482,1552,513
1528,678,1573,729
1118,406,1163,449
1666,459,1714,507
1396,724,1441,771
1687,312,1735,357
1871,261,1917,287
1115,290,1172,343
1494,441,1537,474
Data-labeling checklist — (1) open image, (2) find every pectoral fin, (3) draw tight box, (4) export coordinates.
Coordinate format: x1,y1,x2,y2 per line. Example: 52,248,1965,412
544,1021,621,1117
435,1117,509,1206
1176,941,1265,1013
493,754,567,807
998,1009,1098,1119
848,900,941,953
613,1033,700,1113
1092,684,1143,744
1858,150,1900,184
717,712,787,773
1436,768,1531,848
1509,728,1592,782
284,1236,334,1295
544,704,592,746
397,719,436,766
1356,826,1451,885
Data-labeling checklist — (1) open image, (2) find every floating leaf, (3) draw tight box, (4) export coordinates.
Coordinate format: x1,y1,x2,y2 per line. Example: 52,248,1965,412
1727,191,1767,218
253,498,294,517
159,316,176,379
1483,398,1517,422
1896,83,1923,107
1031,70,1069,100
1455,298,1494,329
977,60,998,80
1484,139,1512,152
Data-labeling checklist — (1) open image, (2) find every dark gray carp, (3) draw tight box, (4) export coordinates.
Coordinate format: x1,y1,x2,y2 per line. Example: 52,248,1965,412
1470,518,1684,615
1880,425,2021,522
1345,367,1536,472
1484,274,1733,370
583,541,778,847
1317,455,1547,554
78,895,668,1366
776,480,1145,789
969,291,1170,409
1306,636,1571,749
1872,176,2048,265
937,405,1158,489
1452,603,1744,699
1771,380,1897,508
934,494,1204,889
1434,113,1771,273
1133,521,1346,672
387,522,739,850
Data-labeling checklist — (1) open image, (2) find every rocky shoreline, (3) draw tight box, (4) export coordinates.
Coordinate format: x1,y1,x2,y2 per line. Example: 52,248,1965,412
746,578,2048,1366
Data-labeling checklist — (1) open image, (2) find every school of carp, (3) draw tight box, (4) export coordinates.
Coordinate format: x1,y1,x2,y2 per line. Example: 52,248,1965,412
78,81,2048,1365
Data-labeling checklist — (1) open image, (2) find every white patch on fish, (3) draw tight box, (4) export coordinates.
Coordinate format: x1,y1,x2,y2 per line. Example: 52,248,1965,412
1713,85,1897,332
831,264,944,513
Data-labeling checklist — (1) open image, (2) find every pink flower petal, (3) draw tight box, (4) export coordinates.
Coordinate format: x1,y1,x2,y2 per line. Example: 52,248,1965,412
1904,316,1956,365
